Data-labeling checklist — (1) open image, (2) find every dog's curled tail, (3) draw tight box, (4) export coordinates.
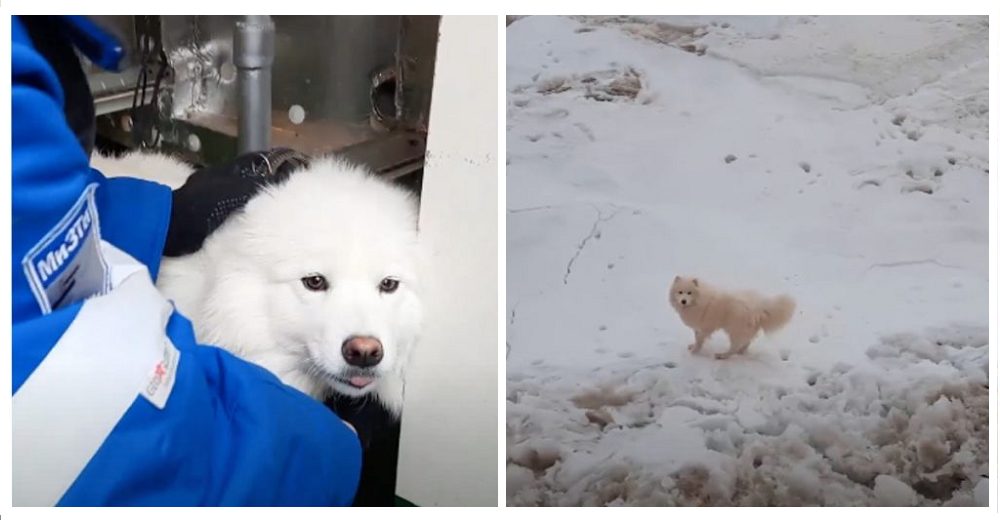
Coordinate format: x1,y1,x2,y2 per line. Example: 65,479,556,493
760,294,796,333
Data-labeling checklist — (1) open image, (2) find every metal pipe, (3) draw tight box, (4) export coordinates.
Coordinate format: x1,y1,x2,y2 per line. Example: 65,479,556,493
233,15,274,153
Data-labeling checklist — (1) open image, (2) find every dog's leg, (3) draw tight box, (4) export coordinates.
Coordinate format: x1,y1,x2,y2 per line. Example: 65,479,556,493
715,345,741,360
716,331,749,360
735,326,761,355
688,329,708,353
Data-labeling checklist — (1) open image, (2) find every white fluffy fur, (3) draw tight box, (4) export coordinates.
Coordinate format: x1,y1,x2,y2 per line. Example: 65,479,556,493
669,276,795,360
91,151,192,190
95,151,423,415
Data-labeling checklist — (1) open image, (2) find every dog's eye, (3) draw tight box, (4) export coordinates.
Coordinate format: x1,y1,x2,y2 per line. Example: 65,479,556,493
379,277,400,294
301,274,328,292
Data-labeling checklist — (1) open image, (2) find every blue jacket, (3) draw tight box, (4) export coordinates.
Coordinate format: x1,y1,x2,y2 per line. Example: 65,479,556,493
11,16,361,506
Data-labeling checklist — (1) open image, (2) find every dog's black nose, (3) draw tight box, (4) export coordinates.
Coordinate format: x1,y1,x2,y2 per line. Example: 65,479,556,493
342,336,383,368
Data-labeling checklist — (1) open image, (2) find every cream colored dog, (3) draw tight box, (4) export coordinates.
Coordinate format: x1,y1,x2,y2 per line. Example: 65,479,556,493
669,276,795,359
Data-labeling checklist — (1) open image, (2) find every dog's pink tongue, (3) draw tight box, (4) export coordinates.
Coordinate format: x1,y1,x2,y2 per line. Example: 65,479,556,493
349,376,374,388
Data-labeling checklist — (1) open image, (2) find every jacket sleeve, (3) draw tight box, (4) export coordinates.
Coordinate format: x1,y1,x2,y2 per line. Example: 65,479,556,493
11,16,172,324
56,313,362,506
12,16,361,506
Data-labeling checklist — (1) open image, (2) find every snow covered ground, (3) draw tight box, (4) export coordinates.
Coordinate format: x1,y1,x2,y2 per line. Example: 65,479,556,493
505,16,988,506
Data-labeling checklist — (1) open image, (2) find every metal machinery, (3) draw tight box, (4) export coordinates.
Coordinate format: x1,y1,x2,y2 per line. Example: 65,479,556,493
82,15,442,505
87,15,439,191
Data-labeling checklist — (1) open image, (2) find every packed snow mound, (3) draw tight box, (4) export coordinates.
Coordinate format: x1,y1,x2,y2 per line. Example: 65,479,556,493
507,325,987,506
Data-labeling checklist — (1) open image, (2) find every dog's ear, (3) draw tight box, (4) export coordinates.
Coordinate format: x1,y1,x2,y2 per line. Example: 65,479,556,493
692,278,699,287
674,275,680,283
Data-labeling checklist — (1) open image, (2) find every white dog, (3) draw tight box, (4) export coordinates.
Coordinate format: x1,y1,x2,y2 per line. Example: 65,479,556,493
93,151,423,415
669,276,794,360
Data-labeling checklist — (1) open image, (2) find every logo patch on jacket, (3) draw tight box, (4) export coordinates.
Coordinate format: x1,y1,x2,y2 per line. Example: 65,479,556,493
142,338,180,409
22,183,111,314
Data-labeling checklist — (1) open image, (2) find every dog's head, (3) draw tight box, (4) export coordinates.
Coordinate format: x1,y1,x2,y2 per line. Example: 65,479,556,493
202,158,422,414
670,276,700,308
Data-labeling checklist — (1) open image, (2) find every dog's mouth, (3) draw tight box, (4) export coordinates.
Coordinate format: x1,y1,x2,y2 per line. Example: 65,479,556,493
326,368,380,391
340,374,377,389
307,358,380,391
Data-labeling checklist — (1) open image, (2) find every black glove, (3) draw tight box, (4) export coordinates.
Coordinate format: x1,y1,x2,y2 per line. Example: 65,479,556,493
163,148,309,256
20,17,97,158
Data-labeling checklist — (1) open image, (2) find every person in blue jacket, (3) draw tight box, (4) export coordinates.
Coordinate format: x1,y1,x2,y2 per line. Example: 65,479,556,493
11,16,362,506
